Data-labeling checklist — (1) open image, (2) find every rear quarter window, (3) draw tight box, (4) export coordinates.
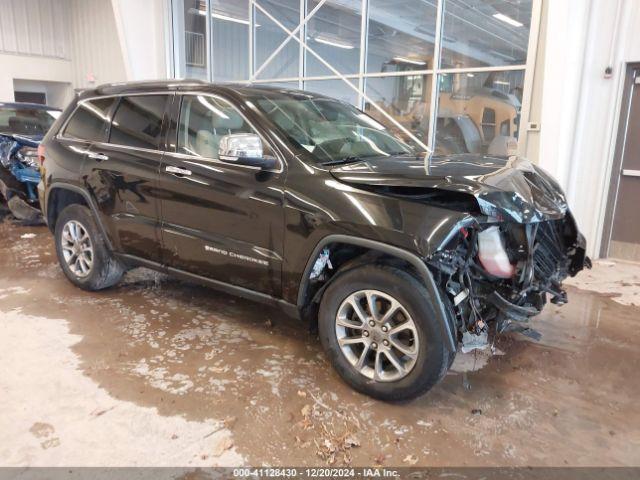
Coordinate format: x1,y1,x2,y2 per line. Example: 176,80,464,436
63,98,116,142
109,95,169,150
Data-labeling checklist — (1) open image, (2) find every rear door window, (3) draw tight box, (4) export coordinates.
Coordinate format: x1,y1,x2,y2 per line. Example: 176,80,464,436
109,95,169,150
63,98,116,142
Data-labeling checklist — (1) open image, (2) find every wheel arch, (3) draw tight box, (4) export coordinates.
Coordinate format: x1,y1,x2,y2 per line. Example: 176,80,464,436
46,183,113,250
297,234,456,352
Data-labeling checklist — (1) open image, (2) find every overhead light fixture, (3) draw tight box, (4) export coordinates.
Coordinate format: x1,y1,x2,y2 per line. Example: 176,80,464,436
393,56,427,66
466,73,475,77
314,37,354,49
193,8,251,25
494,80,510,86
212,12,250,25
492,13,524,27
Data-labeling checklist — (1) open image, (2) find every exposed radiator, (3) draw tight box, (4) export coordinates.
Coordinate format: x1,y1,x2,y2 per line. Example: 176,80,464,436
533,220,568,281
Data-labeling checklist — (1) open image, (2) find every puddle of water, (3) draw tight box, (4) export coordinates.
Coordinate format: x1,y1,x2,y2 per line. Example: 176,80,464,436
1,219,640,466
0,308,242,467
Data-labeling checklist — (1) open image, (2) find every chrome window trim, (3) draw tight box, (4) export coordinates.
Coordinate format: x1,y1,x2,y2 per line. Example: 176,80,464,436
91,141,163,157
56,90,285,174
163,150,264,172
57,91,174,143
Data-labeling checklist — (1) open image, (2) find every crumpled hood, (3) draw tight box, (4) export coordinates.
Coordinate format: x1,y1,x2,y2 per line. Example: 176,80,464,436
330,154,568,223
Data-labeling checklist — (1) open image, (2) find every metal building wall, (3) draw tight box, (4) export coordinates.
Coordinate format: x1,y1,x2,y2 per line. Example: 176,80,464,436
0,0,70,59
68,0,127,89
0,0,128,105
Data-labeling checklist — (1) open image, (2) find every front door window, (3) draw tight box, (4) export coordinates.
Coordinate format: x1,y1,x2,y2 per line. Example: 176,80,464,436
177,95,259,159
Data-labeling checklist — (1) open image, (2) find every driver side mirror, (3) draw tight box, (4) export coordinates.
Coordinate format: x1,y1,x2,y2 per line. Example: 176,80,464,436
218,133,276,170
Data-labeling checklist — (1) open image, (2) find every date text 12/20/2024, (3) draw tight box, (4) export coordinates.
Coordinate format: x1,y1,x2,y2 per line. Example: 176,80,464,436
232,468,400,478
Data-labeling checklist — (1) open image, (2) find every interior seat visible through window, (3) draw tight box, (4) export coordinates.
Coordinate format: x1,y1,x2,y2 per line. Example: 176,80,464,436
178,95,254,159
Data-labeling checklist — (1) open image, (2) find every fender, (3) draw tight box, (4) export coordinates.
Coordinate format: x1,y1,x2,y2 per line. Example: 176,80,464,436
297,234,457,352
46,182,114,251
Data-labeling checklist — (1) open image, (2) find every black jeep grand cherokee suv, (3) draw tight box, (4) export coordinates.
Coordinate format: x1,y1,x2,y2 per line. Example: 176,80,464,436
38,80,589,400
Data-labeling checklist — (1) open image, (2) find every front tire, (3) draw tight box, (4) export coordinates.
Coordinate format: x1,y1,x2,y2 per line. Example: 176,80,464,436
54,204,124,291
318,264,451,401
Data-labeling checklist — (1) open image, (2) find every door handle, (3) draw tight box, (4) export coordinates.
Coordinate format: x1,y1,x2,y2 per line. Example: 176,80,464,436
88,152,109,161
165,165,192,176
622,169,640,177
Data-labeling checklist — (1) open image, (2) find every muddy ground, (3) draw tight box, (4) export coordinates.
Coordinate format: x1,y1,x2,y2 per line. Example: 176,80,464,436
1,215,639,467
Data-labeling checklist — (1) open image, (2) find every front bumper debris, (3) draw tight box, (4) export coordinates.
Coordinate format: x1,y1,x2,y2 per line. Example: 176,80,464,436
428,212,590,344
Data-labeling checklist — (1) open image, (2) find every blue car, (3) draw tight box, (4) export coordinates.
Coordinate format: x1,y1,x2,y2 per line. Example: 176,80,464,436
0,102,61,222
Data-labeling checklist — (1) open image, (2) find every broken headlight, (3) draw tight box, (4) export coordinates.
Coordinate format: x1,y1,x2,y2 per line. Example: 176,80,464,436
15,146,39,168
477,226,516,278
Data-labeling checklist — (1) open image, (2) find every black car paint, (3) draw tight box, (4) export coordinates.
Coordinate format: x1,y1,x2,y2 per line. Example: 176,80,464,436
329,155,570,223
159,93,287,295
39,81,587,352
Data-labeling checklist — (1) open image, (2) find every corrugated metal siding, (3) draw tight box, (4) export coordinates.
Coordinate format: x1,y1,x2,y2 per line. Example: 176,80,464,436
0,0,127,87
0,0,70,58
212,20,249,81
68,0,127,88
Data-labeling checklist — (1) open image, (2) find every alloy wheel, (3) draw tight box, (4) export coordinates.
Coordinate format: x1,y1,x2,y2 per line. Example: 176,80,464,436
61,220,94,278
335,289,419,382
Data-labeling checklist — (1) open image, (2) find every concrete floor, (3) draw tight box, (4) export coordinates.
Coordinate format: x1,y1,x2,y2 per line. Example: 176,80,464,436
1,215,639,467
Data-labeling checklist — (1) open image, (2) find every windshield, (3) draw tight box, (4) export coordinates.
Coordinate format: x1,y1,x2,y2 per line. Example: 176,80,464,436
0,107,60,136
251,94,424,164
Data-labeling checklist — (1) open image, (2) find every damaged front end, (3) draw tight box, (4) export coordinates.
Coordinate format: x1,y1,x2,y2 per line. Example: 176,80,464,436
419,157,592,347
0,134,43,222
428,213,590,346
330,154,592,347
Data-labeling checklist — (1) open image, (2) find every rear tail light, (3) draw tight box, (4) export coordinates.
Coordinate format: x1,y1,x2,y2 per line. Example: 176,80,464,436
37,144,46,167
477,226,516,278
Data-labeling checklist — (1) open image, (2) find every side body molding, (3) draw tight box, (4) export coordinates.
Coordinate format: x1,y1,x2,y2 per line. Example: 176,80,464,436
297,234,457,352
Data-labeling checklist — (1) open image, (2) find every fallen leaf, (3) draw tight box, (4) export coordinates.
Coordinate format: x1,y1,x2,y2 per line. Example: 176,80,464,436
223,416,237,429
344,435,360,448
295,435,311,448
211,437,234,457
403,454,418,465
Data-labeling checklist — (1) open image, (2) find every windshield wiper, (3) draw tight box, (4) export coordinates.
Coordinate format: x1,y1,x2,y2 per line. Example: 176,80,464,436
319,156,364,166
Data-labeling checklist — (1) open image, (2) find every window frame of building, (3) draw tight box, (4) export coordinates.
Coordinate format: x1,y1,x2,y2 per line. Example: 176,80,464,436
166,0,542,157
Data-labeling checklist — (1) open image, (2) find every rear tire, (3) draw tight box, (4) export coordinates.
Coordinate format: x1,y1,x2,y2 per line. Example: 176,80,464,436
54,204,124,291
318,264,451,401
